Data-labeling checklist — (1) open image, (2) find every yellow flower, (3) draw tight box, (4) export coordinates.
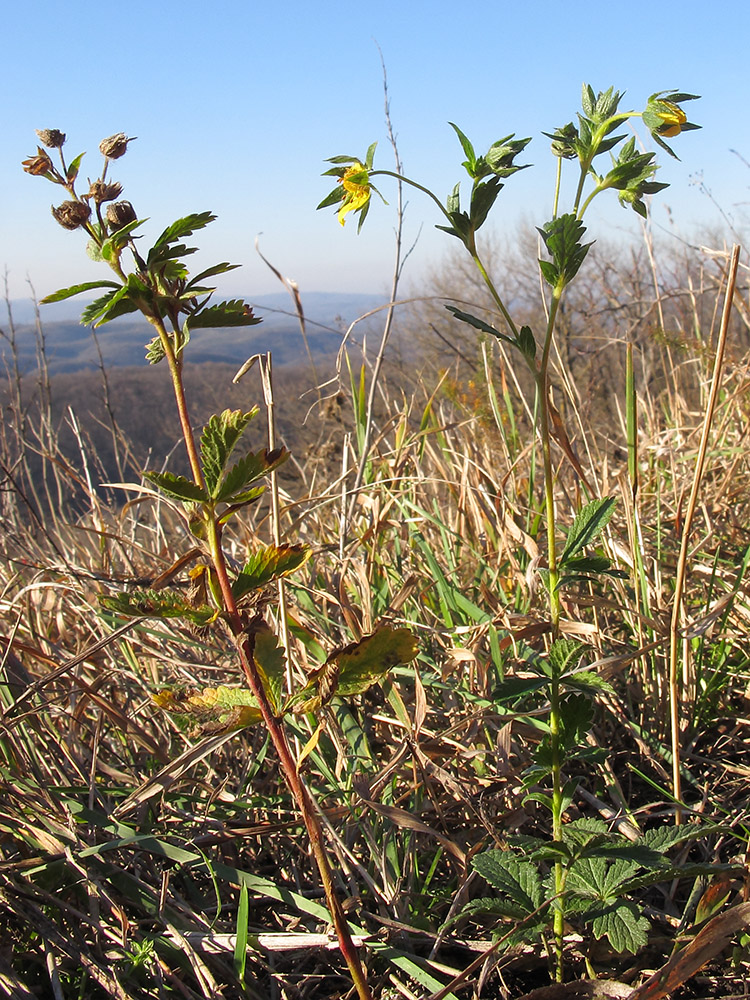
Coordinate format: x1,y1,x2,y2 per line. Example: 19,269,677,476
337,163,370,226
654,101,687,138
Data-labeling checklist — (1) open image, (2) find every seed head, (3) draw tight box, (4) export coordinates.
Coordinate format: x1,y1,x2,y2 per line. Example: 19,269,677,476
35,129,66,149
87,180,123,204
22,148,54,176
99,133,135,159
106,200,137,230
51,200,91,231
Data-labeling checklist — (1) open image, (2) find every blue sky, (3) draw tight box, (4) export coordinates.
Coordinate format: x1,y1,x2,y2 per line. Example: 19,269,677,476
3,0,749,306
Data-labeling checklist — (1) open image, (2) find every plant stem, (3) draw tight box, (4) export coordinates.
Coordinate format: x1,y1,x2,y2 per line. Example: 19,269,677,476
160,342,372,998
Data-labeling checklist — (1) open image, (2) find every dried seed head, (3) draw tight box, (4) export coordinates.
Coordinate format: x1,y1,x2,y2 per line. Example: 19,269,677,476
99,133,135,159
51,200,91,231
22,148,54,176
106,200,137,230
35,129,66,149
87,180,123,204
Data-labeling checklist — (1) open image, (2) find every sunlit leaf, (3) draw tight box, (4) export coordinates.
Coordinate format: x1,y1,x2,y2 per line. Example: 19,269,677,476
99,588,215,625
560,496,617,564
187,299,261,330
200,409,257,497
472,850,544,913
232,543,311,600
40,280,121,304
142,470,208,503
153,684,262,734
288,625,418,714
218,446,289,502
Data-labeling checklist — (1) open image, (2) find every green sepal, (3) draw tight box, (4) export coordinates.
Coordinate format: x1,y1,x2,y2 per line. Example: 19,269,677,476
66,151,85,183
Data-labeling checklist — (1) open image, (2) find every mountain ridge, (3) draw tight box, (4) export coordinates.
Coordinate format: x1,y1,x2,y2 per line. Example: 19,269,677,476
2,291,387,374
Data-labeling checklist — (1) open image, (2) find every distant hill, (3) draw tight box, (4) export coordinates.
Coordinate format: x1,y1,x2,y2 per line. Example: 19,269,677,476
2,291,388,374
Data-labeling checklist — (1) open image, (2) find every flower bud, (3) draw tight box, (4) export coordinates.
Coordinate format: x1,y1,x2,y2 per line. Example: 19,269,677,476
106,200,137,230
22,148,54,176
87,180,123,204
35,129,66,149
99,133,135,159
51,200,91,231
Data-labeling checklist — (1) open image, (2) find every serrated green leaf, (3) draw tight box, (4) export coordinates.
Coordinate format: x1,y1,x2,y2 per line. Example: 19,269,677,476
217,446,289,502
153,212,216,248
560,497,617,564
253,622,287,716
145,335,166,364
449,122,477,174
143,470,208,503
472,851,544,912
618,862,736,896
200,409,257,497
537,214,594,287
99,588,215,625
469,176,503,231
40,280,121,305
185,262,241,290
642,823,720,854
80,285,131,326
588,899,650,954
548,638,584,678
563,670,614,695
335,626,418,696
560,692,594,748
492,675,548,702
187,299,261,330
232,544,311,600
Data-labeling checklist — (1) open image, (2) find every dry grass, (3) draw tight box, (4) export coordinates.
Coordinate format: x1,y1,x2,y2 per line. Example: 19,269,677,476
1,238,750,999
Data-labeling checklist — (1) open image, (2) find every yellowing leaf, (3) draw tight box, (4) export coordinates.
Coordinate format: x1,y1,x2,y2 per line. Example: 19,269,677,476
335,626,418,695
153,684,262,734
289,625,418,714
